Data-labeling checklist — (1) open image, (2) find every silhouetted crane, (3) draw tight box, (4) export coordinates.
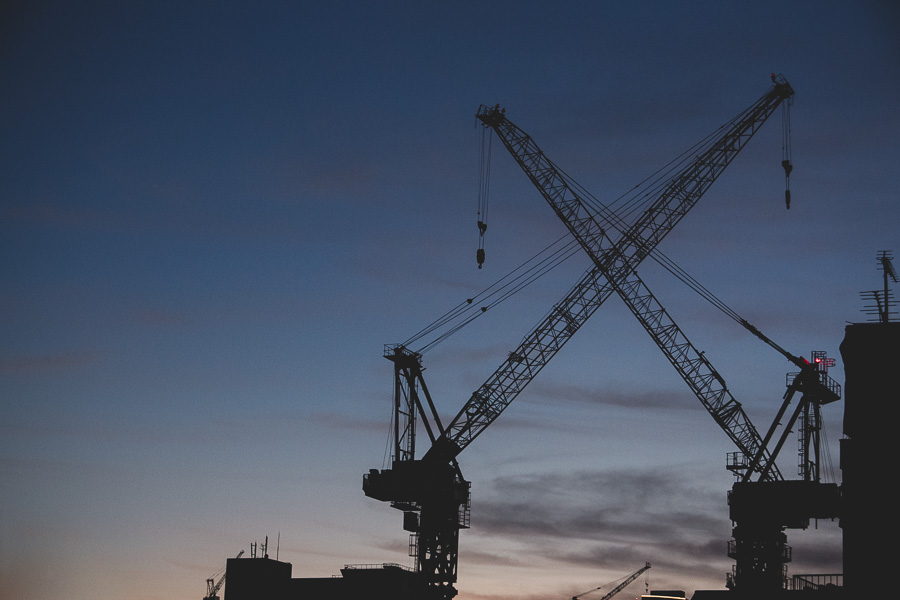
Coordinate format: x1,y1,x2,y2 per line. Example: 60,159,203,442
473,76,797,483
572,563,651,600
480,75,846,594
204,550,243,600
365,77,794,600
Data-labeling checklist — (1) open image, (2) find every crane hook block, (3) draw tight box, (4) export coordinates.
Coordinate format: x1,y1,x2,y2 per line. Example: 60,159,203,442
782,160,793,209
782,159,793,178
476,248,485,269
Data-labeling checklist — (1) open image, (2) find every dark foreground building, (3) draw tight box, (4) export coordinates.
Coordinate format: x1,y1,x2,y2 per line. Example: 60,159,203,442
838,321,896,599
223,557,430,600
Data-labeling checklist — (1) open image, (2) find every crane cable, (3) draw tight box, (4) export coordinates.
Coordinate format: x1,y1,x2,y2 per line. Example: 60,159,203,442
559,163,804,365
403,232,583,353
476,125,493,268
782,97,793,209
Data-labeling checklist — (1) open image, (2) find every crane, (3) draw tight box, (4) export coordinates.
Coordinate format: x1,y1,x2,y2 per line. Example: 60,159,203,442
365,77,793,600
478,75,843,481
203,550,243,600
480,75,844,593
572,563,651,600
468,76,796,480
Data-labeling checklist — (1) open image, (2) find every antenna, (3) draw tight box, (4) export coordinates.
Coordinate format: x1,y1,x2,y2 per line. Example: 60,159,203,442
861,251,897,323
880,251,898,320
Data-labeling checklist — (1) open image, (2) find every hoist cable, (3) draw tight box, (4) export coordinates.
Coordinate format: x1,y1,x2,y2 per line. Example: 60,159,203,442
402,233,583,352
476,127,492,267
782,102,792,163
416,240,583,354
575,117,733,223
781,100,793,209
402,233,574,345
413,238,582,353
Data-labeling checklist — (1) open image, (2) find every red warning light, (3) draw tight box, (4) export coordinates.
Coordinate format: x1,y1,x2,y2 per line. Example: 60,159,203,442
811,351,835,371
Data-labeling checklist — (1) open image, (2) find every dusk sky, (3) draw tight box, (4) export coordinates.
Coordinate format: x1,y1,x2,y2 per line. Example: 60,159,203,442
2,2,898,599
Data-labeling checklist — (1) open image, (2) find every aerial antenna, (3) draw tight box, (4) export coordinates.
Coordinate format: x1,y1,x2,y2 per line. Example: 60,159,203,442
860,250,897,323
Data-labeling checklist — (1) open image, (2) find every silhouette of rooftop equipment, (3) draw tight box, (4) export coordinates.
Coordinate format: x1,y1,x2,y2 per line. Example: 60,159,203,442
860,250,897,323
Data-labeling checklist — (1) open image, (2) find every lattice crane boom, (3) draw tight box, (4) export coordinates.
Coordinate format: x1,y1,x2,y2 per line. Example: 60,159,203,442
425,76,794,468
613,268,783,480
573,562,651,600
204,550,243,600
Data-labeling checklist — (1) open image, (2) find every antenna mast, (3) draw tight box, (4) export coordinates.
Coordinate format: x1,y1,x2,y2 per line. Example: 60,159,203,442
861,250,897,323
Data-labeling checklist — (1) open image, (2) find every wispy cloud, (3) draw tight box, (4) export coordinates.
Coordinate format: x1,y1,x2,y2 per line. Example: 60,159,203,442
467,467,729,575
528,380,697,410
308,411,387,433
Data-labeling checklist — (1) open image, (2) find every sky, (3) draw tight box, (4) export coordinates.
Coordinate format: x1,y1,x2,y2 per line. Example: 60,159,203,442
1,1,898,599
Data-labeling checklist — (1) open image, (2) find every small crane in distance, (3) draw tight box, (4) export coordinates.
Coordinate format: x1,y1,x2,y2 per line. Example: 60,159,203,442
572,563,651,600
203,549,244,600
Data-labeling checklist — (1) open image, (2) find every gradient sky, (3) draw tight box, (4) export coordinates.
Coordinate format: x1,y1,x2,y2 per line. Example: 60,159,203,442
2,2,898,599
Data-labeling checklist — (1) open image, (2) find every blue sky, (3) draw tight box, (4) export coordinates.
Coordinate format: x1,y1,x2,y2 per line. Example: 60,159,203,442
2,2,898,599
